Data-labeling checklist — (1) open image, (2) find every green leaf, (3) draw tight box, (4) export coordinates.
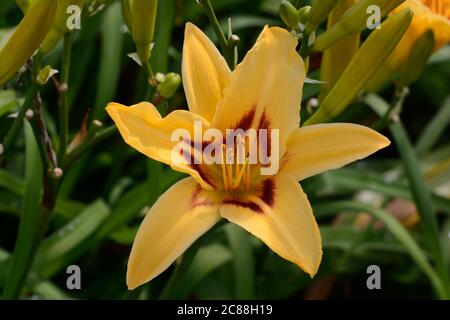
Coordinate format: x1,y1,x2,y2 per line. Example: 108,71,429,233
164,244,232,299
416,96,450,157
33,200,110,278
92,2,124,121
314,201,447,299
225,223,255,299
2,121,43,299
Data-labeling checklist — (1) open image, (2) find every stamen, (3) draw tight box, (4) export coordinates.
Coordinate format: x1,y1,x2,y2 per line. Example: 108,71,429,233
221,145,230,191
226,147,233,187
233,157,249,189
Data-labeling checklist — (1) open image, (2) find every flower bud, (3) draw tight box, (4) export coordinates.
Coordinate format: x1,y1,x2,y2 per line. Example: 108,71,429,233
397,30,435,88
306,8,413,125
0,0,58,86
313,0,406,52
279,0,299,29
40,0,85,53
297,6,311,24
319,0,359,100
157,72,181,99
305,0,337,33
132,0,158,63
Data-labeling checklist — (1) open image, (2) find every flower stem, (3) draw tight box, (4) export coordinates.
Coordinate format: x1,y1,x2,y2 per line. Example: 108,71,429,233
58,32,73,160
62,125,117,170
0,84,37,164
0,53,43,164
198,0,235,68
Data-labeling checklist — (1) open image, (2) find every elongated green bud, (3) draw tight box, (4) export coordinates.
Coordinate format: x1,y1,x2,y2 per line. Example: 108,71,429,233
397,30,435,88
313,0,406,52
305,0,337,33
132,0,158,63
298,6,311,24
305,8,413,125
319,0,359,100
157,72,181,99
280,0,299,29
0,0,58,86
40,0,85,53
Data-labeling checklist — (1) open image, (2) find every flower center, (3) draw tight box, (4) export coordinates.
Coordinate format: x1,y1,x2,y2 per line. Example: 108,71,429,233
219,137,252,192
421,0,450,19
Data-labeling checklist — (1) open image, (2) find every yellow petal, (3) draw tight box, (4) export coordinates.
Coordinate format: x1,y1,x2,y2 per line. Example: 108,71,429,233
388,1,450,71
127,177,222,290
212,26,305,155
220,173,322,276
282,123,390,181
182,23,231,122
106,101,216,190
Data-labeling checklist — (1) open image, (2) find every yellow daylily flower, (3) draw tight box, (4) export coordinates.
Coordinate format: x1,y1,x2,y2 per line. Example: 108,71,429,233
368,0,450,90
106,23,390,290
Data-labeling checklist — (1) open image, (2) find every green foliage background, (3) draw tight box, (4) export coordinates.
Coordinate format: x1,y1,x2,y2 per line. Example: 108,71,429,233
0,0,449,299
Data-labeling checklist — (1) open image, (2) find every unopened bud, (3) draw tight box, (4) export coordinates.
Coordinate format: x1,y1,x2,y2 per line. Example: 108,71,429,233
157,72,181,99
397,30,435,88
155,72,166,83
313,0,406,52
306,9,413,125
305,0,336,33
280,1,299,29
0,0,58,86
297,6,311,24
132,0,158,63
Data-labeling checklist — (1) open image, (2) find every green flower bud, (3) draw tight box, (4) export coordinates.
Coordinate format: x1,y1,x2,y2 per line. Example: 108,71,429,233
305,0,337,33
40,0,85,53
305,8,413,125
313,0,406,52
0,0,58,86
319,0,359,100
297,6,311,24
132,0,158,63
36,65,58,85
157,73,181,99
279,0,299,29
397,30,435,88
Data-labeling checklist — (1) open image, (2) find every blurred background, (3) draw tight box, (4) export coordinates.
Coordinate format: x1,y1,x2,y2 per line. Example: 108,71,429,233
0,0,449,299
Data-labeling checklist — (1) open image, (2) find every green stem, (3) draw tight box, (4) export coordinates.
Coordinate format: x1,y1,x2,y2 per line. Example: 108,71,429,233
58,32,73,160
0,84,38,163
389,119,449,297
372,87,408,131
198,0,235,68
144,62,157,101
62,125,117,170
0,52,43,164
